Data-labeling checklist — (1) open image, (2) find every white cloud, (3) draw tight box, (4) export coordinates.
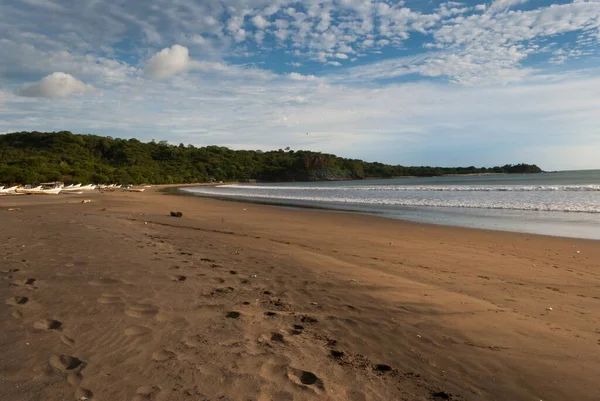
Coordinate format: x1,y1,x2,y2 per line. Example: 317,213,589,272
252,15,270,29
287,72,321,81
426,1,600,83
487,0,528,13
145,45,191,78
18,72,95,98
234,28,247,42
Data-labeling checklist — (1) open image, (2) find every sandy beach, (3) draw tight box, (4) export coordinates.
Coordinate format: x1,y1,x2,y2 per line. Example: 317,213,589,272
1,188,599,401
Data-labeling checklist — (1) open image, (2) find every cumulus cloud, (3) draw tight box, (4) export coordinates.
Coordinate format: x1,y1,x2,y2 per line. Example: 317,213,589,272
145,45,191,78
252,15,270,29
287,72,321,81
487,0,528,13
18,72,95,98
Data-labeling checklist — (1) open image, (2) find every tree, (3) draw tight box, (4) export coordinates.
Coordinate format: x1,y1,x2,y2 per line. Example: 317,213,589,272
0,131,543,184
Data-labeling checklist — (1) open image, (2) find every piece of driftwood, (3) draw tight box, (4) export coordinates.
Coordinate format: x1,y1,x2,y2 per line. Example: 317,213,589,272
170,211,183,217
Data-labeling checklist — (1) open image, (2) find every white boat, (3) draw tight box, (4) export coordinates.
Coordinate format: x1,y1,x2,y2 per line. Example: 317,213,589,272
62,184,95,192
80,184,97,190
62,190,84,195
16,186,41,193
123,187,145,192
0,186,18,193
38,188,62,195
16,187,61,195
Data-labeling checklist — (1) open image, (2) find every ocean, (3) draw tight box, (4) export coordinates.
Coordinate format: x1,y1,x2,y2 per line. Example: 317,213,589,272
181,170,600,240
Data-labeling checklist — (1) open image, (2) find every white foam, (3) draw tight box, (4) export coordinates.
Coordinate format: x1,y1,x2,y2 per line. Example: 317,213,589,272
220,184,600,192
182,187,600,214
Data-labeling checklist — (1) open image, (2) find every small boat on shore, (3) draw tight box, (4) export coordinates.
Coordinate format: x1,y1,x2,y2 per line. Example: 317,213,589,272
61,184,96,192
16,187,62,195
16,186,42,194
123,187,145,192
80,184,97,190
0,185,18,194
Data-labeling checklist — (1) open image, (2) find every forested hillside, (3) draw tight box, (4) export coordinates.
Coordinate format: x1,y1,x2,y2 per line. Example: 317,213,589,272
0,131,542,184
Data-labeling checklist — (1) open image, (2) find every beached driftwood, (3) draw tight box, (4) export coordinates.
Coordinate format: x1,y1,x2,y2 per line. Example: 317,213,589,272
170,211,183,217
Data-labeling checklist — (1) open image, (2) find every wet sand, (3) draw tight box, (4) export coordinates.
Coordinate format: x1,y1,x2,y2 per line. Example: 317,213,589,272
1,188,599,401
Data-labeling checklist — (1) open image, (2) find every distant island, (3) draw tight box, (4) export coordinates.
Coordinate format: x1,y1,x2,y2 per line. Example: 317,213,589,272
0,131,542,184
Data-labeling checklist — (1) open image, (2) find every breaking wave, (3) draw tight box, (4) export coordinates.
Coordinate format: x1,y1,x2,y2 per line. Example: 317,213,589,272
182,186,600,214
221,184,600,192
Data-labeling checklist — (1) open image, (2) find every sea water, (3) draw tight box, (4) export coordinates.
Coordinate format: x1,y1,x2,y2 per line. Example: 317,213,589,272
182,170,600,239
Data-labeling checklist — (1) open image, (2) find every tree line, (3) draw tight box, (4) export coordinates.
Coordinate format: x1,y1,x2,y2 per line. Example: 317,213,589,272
0,131,542,184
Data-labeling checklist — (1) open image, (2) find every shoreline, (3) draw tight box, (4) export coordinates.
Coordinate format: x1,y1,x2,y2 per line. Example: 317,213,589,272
174,186,600,242
1,188,599,400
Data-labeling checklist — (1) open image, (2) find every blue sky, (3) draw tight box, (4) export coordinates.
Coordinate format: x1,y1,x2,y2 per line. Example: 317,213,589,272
1,0,600,170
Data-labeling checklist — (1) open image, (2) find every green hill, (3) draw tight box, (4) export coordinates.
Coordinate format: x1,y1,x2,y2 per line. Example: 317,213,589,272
0,131,542,184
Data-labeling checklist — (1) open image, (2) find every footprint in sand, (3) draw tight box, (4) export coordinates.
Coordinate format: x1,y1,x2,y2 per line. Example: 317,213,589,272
374,364,393,373
171,275,186,282
124,326,152,336
270,333,285,343
49,354,85,372
33,318,63,331
125,304,159,318
5,296,29,305
289,325,304,335
431,391,452,400
13,278,36,287
213,287,235,295
286,367,324,390
330,350,345,359
300,316,318,324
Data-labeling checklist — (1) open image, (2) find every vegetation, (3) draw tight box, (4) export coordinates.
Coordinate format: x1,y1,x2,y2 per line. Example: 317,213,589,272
0,131,542,184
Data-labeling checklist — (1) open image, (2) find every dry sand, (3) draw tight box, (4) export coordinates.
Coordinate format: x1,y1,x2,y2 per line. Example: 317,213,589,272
1,188,599,401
